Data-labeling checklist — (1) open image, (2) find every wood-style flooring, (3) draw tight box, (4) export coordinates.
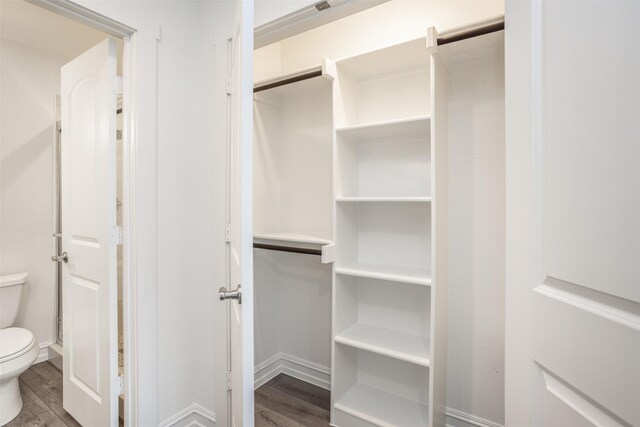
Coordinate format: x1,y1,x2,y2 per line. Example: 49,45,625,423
7,367,325,427
5,362,80,427
255,374,330,427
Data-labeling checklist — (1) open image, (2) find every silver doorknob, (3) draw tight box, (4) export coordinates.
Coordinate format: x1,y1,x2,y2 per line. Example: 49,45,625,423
219,285,242,304
52,252,68,263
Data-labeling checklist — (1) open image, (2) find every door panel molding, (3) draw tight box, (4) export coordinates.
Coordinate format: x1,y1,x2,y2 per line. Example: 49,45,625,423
538,365,631,427
535,278,640,331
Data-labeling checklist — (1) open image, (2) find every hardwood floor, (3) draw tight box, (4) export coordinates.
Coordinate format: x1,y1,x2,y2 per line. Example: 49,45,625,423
255,374,330,427
7,368,324,426
5,362,81,427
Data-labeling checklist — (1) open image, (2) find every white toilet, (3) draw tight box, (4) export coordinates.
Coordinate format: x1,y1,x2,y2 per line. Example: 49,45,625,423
0,273,39,425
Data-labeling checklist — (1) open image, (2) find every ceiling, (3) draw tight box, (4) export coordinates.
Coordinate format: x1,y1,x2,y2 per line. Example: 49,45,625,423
0,0,116,61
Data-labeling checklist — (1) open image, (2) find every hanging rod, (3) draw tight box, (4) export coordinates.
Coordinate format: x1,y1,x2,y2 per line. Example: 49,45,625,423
253,243,321,256
437,20,504,46
254,69,323,93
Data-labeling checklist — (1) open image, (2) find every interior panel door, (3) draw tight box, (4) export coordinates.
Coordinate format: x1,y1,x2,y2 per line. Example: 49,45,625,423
61,38,118,427
223,0,254,426
506,1,640,425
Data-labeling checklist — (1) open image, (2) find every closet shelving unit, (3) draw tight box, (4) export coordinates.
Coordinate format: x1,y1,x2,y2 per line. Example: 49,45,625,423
253,19,504,424
329,36,446,427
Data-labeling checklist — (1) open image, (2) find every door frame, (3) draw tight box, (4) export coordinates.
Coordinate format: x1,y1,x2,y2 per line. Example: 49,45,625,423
27,0,142,425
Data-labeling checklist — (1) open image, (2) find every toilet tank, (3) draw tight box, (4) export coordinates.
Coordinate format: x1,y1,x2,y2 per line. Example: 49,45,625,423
0,273,28,328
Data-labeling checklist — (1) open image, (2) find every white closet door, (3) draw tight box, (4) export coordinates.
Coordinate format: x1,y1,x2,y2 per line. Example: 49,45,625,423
223,0,255,426
61,38,118,427
506,1,640,425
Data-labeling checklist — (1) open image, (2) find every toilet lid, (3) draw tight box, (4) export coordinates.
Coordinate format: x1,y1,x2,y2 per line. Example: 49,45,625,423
0,327,36,363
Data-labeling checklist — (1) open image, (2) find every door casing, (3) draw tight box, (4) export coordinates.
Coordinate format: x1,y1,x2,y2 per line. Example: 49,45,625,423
27,0,142,424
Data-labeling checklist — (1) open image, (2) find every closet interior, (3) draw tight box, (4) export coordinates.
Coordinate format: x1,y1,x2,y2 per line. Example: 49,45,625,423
253,16,504,427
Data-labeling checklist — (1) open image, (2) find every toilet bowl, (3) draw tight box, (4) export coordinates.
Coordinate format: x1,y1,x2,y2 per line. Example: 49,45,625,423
0,273,38,425
0,327,39,424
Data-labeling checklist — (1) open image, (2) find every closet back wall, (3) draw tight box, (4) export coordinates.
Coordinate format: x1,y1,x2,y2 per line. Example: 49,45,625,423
253,76,334,388
254,1,505,426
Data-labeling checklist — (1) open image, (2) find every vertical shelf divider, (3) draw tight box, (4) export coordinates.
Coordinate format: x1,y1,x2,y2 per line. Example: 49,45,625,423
427,27,449,427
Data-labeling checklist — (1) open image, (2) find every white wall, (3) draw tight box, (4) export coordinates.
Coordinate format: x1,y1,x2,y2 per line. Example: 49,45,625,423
253,77,334,389
0,38,63,351
254,1,506,426
254,251,332,388
255,0,504,81
447,53,505,427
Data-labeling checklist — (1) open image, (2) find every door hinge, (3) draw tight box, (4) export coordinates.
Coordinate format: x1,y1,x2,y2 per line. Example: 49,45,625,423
111,226,123,246
226,76,231,96
226,371,232,391
225,223,231,243
117,374,124,395
114,76,123,95
113,75,123,95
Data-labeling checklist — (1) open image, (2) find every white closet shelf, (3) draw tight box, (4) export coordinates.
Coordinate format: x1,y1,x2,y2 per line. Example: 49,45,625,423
335,323,430,367
253,233,332,246
336,197,431,203
254,233,335,262
335,37,428,80
336,116,430,141
334,383,429,427
336,261,431,286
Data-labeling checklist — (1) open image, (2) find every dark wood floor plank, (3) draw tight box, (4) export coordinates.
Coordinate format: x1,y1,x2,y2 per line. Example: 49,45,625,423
30,361,62,383
20,369,63,409
4,405,66,427
255,384,330,427
255,404,306,427
269,375,331,411
17,380,52,417
11,363,81,427
20,363,82,427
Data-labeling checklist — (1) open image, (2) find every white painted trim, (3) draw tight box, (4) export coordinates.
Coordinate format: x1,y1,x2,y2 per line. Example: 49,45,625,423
158,404,216,427
281,354,330,390
254,353,282,389
25,0,134,37
446,408,503,427
332,407,502,427
33,342,53,364
48,342,63,357
254,353,331,390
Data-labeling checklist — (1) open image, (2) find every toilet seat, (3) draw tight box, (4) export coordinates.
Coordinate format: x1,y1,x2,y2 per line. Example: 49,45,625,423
0,327,36,364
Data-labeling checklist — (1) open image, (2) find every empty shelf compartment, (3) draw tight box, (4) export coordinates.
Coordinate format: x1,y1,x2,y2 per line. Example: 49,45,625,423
335,275,431,366
333,346,429,427
335,323,430,367
335,383,429,427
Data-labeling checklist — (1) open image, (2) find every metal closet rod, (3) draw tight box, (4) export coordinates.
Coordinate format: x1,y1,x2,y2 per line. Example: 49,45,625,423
254,69,323,93
437,20,505,46
253,243,322,256
252,20,503,93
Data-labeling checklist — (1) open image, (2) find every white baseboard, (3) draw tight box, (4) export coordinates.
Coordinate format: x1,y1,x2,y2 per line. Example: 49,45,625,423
254,353,282,389
446,407,503,427
159,404,216,427
254,353,330,390
255,357,502,427
46,343,63,370
34,342,53,364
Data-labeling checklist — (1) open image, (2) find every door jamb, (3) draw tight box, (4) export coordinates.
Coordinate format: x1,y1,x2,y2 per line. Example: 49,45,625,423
26,1,140,425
